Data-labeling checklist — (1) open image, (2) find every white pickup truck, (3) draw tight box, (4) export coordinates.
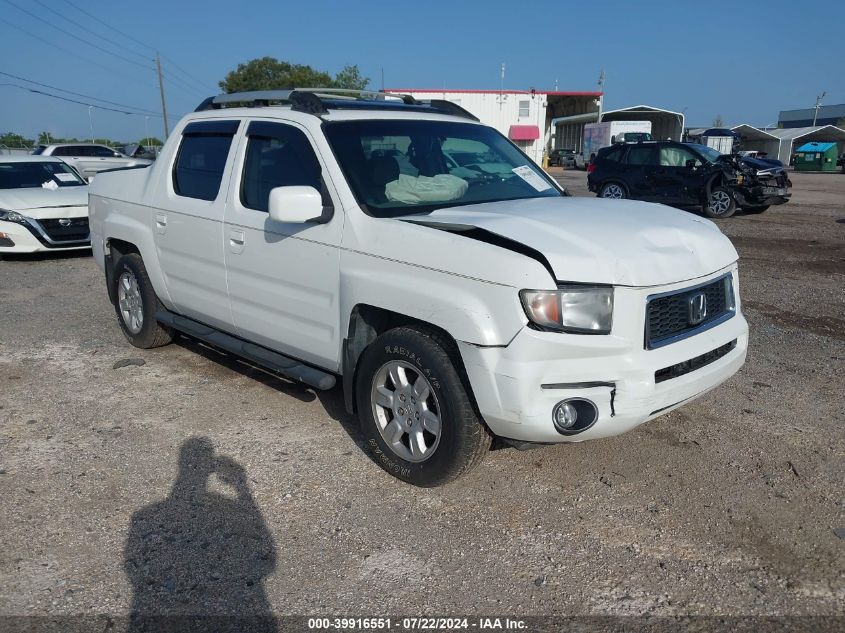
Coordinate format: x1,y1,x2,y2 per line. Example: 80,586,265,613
89,89,748,487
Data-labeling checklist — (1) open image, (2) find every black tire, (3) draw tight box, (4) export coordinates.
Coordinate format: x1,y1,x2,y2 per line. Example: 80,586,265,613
743,204,770,214
355,326,491,487
599,181,627,199
111,253,174,349
703,186,737,218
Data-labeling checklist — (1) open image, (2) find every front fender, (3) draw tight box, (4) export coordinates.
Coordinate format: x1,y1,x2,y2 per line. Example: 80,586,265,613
338,250,525,347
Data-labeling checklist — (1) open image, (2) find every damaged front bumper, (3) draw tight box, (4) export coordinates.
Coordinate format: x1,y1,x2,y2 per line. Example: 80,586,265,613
729,166,792,208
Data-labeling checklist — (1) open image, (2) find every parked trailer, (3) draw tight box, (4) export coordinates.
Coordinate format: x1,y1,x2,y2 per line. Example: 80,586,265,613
583,121,652,163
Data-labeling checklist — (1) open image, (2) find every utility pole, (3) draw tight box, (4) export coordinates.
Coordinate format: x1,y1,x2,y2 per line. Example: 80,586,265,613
88,105,94,143
812,91,826,126
597,69,606,122
156,52,169,138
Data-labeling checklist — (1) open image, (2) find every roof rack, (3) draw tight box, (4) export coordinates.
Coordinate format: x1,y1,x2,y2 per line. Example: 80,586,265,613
194,88,479,121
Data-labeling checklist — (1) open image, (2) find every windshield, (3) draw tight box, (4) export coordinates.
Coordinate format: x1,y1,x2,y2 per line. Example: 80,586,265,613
0,161,86,189
689,144,723,163
323,120,561,217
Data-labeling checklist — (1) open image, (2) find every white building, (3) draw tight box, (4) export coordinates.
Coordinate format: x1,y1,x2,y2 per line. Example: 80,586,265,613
386,88,602,164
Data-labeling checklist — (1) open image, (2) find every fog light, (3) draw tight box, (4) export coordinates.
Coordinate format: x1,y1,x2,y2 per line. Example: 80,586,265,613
552,398,599,435
554,401,578,429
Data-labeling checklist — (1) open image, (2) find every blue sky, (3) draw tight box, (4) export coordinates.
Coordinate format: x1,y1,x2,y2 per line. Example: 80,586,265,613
1,0,842,142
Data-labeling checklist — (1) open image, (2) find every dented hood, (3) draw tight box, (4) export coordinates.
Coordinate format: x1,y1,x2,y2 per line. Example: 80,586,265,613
399,196,737,287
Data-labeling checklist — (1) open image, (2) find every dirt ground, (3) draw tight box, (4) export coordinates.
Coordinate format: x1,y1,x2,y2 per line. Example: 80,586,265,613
0,170,843,630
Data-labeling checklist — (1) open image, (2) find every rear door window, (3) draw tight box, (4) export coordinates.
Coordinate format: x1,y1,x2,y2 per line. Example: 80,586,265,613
601,146,624,163
625,145,658,166
173,120,239,201
93,146,117,157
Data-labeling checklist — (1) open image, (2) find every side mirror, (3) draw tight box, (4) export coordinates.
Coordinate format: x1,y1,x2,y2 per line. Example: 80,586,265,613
685,159,697,169
268,186,323,224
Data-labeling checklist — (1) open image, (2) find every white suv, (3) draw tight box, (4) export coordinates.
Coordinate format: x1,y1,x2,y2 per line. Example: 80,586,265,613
34,143,152,180
89,89,748,486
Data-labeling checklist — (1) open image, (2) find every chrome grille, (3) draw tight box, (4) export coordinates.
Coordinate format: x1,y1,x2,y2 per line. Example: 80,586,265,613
34,218,90,244
645,274,735,349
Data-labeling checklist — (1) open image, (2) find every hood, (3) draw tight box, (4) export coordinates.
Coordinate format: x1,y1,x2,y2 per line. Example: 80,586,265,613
739,155,784,171
0,186,88,212
398,197,738,287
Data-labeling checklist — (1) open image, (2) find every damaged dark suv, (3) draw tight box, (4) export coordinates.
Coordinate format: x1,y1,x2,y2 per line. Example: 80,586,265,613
587,141,791,218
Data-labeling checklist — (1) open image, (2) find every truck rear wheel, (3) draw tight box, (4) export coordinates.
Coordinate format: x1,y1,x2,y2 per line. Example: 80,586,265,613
356,326,491,487
111,253,174,349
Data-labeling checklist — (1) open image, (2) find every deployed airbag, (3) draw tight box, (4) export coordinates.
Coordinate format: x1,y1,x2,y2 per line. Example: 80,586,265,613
385,173,468,204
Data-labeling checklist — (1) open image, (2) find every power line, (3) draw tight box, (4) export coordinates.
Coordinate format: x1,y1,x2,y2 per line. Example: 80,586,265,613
0,15,159,91
2,0,154,72
59,0,217,94
60,0,154,56
161,57,217,93
32,0,152,63
159,69,208,99
0,70,160,115
0,82,159,116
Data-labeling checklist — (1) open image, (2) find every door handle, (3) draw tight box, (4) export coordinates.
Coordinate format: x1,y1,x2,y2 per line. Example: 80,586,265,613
155,212,167,234
228,229,245,254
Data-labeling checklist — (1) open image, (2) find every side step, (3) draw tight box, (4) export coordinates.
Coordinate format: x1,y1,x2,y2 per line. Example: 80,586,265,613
155,310,336,391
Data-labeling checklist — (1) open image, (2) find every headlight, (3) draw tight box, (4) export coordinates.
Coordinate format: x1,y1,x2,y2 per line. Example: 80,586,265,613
0,209,26,223
520,286,614,334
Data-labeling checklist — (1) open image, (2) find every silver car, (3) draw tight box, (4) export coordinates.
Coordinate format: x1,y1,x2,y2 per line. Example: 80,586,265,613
33,143,153,180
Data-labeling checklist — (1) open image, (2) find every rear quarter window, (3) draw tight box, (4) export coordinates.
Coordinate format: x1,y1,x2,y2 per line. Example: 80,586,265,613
599,146,623,162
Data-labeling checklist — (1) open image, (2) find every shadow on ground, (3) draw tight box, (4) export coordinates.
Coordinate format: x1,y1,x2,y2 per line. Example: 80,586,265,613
124,437,279,632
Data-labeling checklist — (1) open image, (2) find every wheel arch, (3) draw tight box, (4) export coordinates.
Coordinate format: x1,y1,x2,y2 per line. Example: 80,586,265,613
341,304,472,416
104,238,140,305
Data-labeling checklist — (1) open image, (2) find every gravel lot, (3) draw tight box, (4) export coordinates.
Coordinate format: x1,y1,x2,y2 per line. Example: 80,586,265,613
1,170,843,629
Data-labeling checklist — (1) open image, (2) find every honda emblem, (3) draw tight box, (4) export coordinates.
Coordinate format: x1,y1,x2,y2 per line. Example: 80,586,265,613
688,292,707,325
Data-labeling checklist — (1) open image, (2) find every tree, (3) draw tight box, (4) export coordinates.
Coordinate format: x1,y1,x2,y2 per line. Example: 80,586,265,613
713,114,725,127
218,57,368,93
141,137,163,147
333,65,368,90
0,132,33,148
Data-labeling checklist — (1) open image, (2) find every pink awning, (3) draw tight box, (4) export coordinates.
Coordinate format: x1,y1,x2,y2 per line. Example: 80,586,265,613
508,125,540,141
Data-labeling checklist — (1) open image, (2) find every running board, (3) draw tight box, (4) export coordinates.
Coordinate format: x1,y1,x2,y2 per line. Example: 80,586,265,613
155,310,336,391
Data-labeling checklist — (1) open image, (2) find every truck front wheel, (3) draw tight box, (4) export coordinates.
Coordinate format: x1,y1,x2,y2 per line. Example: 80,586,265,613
356,326,491,487
111,253,174,349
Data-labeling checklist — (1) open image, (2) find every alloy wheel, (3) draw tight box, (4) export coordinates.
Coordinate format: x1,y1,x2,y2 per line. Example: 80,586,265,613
708,190,733,215
117,271,144,334
371,360,442,462
601,183,624,199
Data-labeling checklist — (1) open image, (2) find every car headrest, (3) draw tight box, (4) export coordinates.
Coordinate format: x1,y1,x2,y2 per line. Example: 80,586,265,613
370,155,400,186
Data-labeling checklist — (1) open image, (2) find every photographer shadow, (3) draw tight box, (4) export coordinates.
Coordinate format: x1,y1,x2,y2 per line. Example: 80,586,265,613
124,437,278,632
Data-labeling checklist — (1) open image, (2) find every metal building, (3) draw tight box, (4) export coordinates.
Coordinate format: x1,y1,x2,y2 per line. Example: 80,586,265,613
552,104,685,155
385,88,602,164
778,104,845,128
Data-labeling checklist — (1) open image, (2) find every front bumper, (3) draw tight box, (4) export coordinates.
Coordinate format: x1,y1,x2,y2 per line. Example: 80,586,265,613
0,215,90,253
458,269,749,443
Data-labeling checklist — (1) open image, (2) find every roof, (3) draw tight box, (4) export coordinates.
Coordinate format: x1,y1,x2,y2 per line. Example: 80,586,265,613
186,105,478,125
385,88,603,97
796,141,836,152
765,125,845,141
779,103,845,122
730,124,779,140
601,104,685,118
0,155,64,163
